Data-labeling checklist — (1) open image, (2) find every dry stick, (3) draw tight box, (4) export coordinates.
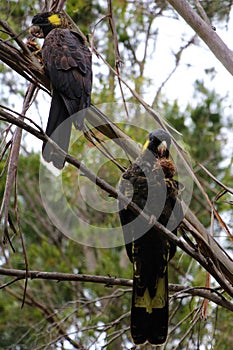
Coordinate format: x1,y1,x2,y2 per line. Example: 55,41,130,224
0,19,37,59
106,1,133,164
103,326,130,348
167,0,233,75
0,19,45,71
0,33,49,90
23,285,82,349
92,46,180,135
86,106,140,159
166,307,198,348
0,130,21,251
4,282,82,350
1,109,233,296
0,267,232,311
92,45,186,144
83,126,125,171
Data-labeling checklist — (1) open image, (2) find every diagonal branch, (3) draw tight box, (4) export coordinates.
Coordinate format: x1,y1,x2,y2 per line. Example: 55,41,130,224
167,0,233,74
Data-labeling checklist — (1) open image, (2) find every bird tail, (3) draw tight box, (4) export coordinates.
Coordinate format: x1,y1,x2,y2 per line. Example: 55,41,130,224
42,91,72,169
62,96,87,131
131,273,168,345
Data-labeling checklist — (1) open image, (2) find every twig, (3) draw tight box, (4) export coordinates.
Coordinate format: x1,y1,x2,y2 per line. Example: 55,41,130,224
193,0,211,25
0,277,22,289
152,35,196,106
103,326,130,348
198,162,233,195
173,306,202,350
167,306,198,343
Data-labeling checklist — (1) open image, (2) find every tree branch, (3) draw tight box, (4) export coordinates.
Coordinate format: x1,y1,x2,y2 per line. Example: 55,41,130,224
0,267,232,311
167,0,233,75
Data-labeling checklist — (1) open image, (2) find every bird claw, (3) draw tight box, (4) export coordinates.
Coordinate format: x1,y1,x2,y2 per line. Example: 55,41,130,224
149,215,157,225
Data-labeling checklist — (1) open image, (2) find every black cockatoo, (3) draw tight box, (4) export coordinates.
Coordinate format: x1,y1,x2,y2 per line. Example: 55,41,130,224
118,129,183,345
32,12,92,169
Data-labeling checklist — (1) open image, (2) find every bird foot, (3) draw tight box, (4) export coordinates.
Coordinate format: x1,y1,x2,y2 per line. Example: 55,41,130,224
149,215,157,225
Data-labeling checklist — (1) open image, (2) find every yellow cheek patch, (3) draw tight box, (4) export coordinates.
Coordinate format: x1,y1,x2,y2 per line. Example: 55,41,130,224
142,139,150,152
48,14,61,26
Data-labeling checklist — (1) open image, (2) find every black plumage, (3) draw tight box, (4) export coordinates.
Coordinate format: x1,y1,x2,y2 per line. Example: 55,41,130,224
32,12,92,168
118,129,183,345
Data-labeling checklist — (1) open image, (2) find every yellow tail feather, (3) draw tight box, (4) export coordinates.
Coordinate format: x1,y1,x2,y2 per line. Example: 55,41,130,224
134,277,166,313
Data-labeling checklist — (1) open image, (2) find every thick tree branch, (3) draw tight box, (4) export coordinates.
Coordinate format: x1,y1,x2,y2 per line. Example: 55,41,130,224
167,0,233,75
0,267,232,311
